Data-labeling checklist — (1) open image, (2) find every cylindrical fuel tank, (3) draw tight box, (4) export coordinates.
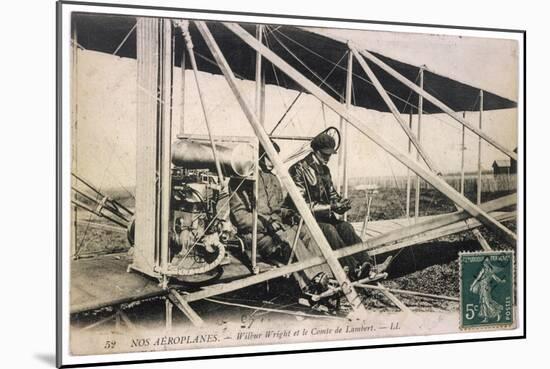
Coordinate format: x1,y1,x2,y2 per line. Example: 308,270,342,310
171,139,255,177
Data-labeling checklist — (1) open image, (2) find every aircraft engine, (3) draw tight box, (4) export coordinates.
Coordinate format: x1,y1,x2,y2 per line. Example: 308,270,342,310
167,168,233,278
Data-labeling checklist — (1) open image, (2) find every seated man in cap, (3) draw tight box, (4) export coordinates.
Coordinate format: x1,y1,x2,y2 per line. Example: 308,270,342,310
229,141,291,265
285,132,391,280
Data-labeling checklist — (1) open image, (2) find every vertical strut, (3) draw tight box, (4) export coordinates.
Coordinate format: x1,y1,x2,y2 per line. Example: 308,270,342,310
177,21,225,185
414,68,424,221
251,25,264,274
477,90,484,205
179,39,186,135
460,112,466,196
159,19,174,283
343,51,353,220
406,111,413,218
71,23,79,259
132,17,162,277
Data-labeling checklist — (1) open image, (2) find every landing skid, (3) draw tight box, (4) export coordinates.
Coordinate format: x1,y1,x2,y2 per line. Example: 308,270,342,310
299,272,389,311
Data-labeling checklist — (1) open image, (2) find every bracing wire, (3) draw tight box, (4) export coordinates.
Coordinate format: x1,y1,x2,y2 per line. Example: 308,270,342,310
113,23,137,56
264,25,350,158
263,27,305,132
272,27,476,136
268,28,346,101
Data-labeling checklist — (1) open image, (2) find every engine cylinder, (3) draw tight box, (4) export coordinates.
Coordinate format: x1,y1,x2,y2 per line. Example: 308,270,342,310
171,139,255,177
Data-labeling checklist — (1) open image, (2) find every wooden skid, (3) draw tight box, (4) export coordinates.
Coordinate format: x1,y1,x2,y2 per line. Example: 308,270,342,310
182,210,514,303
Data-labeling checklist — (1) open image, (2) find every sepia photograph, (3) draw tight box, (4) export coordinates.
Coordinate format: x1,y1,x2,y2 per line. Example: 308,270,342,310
57,1,524,366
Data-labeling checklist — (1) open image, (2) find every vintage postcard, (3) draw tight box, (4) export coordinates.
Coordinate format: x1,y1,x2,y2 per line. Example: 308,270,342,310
57,1,524,367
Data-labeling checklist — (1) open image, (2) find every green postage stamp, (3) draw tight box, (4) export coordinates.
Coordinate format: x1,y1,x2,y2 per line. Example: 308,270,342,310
460,251,515,329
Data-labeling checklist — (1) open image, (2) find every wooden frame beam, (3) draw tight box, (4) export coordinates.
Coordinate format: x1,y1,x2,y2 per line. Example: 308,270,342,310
477,90,484,205
204,297,347,321
195,21,367,315
351,47,440,173
362,193,514,251
376,282,413,313
367,211,514,256
414,67,424,221
176,20,225,184
181,196,514,304
354,51,496,255
223,22,516,245
358,49,517,161
342,195,515,257
460,112,466,195
159,19,173,283
131,17,162,278
251,24,264,274
168,290,204,326
406,111,412,218
179,35,186,135
342,51,352,220
180,210,514,304
165,298,173,331
355,283,459,302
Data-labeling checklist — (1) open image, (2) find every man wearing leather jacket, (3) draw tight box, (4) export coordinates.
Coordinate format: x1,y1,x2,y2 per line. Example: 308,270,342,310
286,132,391,279
229,141,291,264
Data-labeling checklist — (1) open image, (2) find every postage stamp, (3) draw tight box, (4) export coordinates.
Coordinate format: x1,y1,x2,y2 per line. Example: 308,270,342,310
459,251,515,330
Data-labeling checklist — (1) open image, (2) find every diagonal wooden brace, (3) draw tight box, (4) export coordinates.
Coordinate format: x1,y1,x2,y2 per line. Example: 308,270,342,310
360,194,515,251
223,22,516,245
376,282,413,313
350,46,441,174
180,210,514,304
168,290,204,327
358,49,517,161
195,21,367,315
367,211,515,256
351,47,492,250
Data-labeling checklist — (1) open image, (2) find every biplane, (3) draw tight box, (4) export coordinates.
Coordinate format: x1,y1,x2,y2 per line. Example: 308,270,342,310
68,12,518,328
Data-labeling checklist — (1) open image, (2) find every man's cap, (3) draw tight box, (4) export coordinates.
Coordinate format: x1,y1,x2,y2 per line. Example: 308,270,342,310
311,133,337,155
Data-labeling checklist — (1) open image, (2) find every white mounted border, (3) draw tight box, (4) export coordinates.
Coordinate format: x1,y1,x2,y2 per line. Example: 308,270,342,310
57,1,525,366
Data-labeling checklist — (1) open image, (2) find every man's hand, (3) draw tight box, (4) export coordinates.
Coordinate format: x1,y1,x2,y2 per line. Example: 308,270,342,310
340,198,352,209
331,198,352,214
271,220,284,232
